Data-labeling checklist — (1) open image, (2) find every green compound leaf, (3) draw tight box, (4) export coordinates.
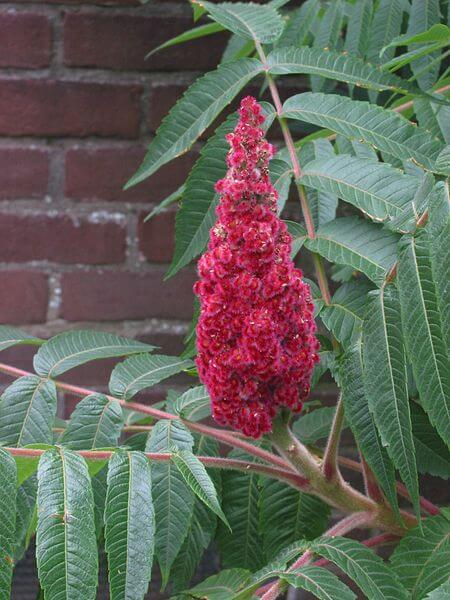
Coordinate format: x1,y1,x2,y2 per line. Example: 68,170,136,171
104,451,155,600
217,450,264,571
146,420,195,587
109,354,193,400
301,154,420,224
363,286,419,519
390,515,450,599
172,568,251,600
61,394,124,450
305,217,399,285
36,448,98,600
14,476,37,563
397,230,450,446
172,449,229,527
283,93,446,173
321,279,373,348
197,1,285,43
0,375,57,447
170,436,220,592
259,478,329,559
425,580,450,599
0,449,16,600
406,0,442,91
0,325,42,353
126,58,263,187
344,0,372,59
340,343,400,520
411,402,450,479
283,566,356,600
34,330,153,378
311,536,409,600
267,45,420,95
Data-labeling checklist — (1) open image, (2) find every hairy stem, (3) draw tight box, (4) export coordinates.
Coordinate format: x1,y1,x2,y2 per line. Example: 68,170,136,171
0,362,291,472
322,396,345,481
4,446,308,489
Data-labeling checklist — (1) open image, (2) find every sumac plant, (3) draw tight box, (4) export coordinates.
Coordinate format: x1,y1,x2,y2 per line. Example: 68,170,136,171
1,2,450,599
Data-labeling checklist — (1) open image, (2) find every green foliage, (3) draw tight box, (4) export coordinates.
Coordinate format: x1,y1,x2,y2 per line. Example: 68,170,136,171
1,1,449,597
104,451,155,600
36,448,98,600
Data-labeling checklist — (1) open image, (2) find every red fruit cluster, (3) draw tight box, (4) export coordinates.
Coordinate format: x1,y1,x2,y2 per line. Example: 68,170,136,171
194,96,319,438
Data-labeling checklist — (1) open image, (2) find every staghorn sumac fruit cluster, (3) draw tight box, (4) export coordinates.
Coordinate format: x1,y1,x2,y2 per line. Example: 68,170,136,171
194,96,319,438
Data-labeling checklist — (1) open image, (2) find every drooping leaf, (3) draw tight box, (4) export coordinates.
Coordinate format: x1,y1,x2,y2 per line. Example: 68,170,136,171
0,325,41,353
172,385,211,421
267,46,420,95
171,436,220,592
172,449,228,526
293,406,340,445
345,0,372,59
386,171,434,234
406,0,442,90
14,475,37,562
126,58,263,187
283,566,356,600
321,279,373,347
0,375,57,447
0,448,16,600
60,394,124,450
299,139,338,229
104,450,155,600
144,185,184,222
109,354,193,400
217,450,264,571
390,515,450,598
36,448,98,600
363,286,419,518
146,420,195,587
259,478,329,559
305,217,399,285
428,182,450,350
340,343,400,519
425,580,450,598
220,33,254,64
414,98,450,144
92,466,108,538
33,330,153,378
283,93,446,173
275,0,319,48
270,158,292,214
172,568,251,600
311,536,409,600
410,402,450,479
366,0,404,65
310,0,343,92
301,154,420,224
435,145,450,175
197,1,285,43
397,229,450,445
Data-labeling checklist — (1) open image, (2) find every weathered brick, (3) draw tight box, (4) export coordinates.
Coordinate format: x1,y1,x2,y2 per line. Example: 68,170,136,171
0,79,141,138
0,271,48,324
138,210,175,263
60,268,196,321
0,11,51,68
63,12,227,71
0,212,126,264
0,147,49,199
65,144,196,203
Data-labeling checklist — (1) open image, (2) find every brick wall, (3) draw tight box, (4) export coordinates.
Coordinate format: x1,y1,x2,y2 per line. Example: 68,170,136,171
0,0,234,404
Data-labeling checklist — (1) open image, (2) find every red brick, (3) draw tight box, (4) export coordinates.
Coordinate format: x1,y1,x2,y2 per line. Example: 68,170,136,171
0,147,49,199
0,79,141,138
0,212,126,264
138,211,175,263
60,268,196,321
0,12,51,68
63,12,227,71
0,271,48,324
148,82,190,134
65,144,196,203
